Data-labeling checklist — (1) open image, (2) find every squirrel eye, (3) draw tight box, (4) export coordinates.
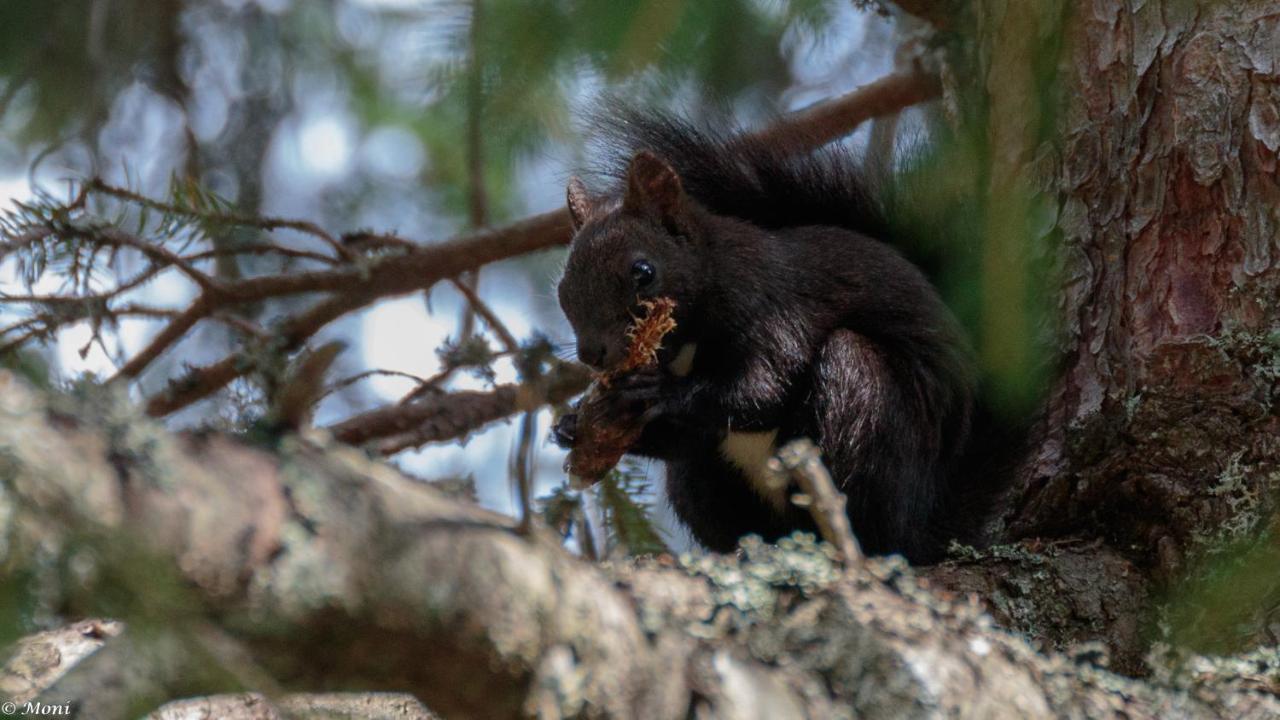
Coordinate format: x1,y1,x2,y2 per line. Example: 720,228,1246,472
630,259,655,288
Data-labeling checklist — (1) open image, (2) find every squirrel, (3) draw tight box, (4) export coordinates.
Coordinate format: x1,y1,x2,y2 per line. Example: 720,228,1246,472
551,110,1010,563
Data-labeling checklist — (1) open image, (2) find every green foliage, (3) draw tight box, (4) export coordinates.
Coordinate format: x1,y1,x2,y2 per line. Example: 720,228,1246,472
595,461,667,557
342,0,837,224
539,460,667,558
0,348,50,388
539,484,581,536
0,1,186,143
0,567,41,651
880,133,1058,420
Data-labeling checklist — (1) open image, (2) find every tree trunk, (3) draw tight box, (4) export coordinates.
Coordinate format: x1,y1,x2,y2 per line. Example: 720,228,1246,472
974,0,1280,657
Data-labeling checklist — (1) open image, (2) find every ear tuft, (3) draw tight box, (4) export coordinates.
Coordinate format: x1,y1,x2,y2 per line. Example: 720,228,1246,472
623,151,684,223
567,177,592,233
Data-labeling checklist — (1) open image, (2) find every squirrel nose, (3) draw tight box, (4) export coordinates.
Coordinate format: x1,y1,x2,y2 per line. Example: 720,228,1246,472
577,342,607,369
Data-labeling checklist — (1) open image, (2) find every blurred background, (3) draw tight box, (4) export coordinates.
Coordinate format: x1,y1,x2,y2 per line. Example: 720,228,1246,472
0,0,930,551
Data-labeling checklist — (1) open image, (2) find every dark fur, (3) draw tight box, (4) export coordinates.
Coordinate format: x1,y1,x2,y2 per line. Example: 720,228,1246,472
556,111,1002,563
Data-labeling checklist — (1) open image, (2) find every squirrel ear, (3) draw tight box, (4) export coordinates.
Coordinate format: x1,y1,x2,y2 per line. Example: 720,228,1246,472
566,177,592,233
623,151,684,226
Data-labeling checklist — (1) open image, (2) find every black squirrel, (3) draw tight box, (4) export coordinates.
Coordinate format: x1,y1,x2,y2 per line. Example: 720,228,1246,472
552,111,1009,563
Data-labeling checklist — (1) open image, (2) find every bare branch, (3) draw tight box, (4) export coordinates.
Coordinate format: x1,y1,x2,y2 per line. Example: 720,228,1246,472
449,277,519,354
772,439,864,566
750,68,941,150
139,211,569,413
326,369,435,397
117,297,212,381
328,361,591,452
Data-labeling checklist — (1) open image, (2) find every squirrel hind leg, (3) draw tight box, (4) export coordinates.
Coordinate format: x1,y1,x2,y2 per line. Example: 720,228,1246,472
808,329,943,562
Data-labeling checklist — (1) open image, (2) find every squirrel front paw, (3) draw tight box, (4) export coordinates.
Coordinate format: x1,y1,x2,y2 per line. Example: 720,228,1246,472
601,368,676,422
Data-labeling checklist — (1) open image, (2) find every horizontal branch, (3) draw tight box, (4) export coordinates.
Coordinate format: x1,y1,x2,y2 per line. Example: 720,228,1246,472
751,68,942,149
134,210,569,412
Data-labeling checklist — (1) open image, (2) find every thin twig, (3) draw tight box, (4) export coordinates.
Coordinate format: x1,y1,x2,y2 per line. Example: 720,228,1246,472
771,438,863,566
109,304,181,319
577,502,600,562
115,296,211,380
184,243,339,266
394,347,520,405
58,225,225,294
513,410,537,535
448,277,519,354
86,178,354,262
209,311,271,339
325,368,434,397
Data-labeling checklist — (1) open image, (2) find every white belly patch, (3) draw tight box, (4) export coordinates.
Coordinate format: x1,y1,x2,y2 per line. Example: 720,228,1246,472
719,428,786,511
668,343,697,377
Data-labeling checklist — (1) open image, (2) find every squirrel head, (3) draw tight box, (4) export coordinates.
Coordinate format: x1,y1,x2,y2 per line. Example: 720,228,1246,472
558,151,702,371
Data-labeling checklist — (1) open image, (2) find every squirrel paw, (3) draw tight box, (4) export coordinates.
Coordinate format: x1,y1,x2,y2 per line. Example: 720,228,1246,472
603,368,679,421
608,368,666,403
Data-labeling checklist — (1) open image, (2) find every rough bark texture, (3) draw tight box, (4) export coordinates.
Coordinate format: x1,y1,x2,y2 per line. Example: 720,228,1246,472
1013,0,1280,565
941,0,1280,665
2,373,1278,718
0,620,122,704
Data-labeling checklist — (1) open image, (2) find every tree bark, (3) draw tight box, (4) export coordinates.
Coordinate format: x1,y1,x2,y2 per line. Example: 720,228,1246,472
966,0,1280,660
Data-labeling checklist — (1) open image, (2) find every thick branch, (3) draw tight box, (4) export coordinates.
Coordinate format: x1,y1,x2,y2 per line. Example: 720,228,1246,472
2,375,1277,719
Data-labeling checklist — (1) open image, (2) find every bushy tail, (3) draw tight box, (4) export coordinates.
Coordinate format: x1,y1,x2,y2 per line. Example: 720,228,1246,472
585,105,962,290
